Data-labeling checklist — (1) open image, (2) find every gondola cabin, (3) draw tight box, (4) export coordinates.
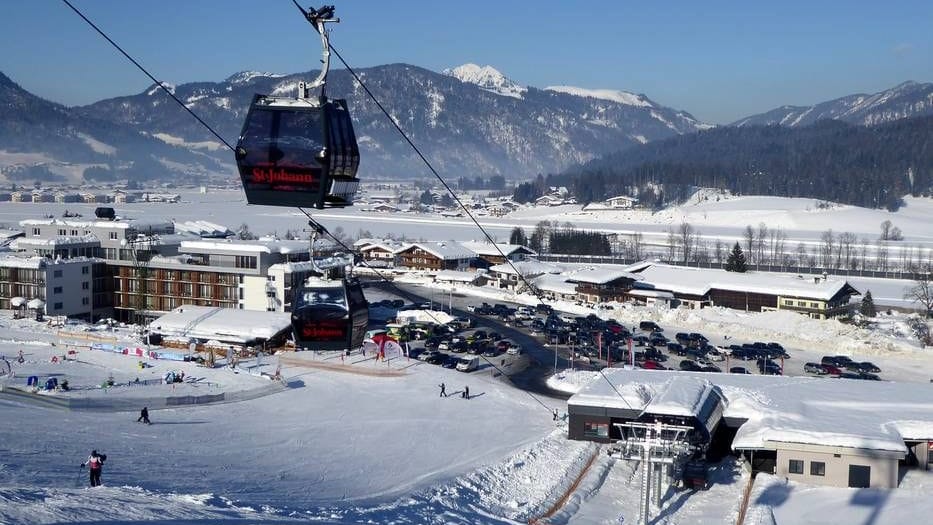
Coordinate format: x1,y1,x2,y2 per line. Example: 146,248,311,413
235,95,360,209
291,276,368,351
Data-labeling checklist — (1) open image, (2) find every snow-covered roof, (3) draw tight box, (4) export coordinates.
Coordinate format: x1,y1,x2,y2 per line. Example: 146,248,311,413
571,368,933,454
635,264,857,301
566,267,643,285
148,305,292,344
642,376,716,417
180,239,308,255
627,289,675,299
403,242,475,260
460,241,536,258
531,273,578,295
435,270,480,283
0,255,97,269
173,220,232,238
489,260,561,277
19,218,173,230
10,235,99,248
356,238,410,254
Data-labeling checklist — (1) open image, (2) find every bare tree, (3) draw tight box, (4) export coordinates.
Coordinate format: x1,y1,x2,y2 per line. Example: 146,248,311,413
904,275,933,318
876,241,889,271
666,228,678,263
880,220,893,241
744,225,755,264
858,237,870,271
795,242,808,268
677,222,696,264
819,229,835,268
839,232,857,269
713,239,725,265
630,232,644,261
756,222,768,266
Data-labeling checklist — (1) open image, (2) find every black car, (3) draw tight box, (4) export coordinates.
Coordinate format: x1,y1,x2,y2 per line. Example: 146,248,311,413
631,335,650,346
667,342,687,356
700,365,721,373
729,366,751,374
639,321,663,333
856,361,881,373
441,355,459,369
679,360,703,372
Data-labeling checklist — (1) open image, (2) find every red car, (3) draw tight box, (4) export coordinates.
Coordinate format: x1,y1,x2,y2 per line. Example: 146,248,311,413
640,360,666,370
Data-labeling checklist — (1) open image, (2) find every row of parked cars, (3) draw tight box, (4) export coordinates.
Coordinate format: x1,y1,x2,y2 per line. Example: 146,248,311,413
803,356,882,380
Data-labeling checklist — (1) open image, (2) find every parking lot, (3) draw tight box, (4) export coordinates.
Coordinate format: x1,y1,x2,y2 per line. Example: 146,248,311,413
366,281,890,386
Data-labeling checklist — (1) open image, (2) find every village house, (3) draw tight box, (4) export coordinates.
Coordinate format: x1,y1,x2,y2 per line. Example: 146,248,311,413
396,242,475,272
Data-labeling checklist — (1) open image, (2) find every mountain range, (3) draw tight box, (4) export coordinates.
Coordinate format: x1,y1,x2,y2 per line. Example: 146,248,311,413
1,64,931,187
733,80,933,127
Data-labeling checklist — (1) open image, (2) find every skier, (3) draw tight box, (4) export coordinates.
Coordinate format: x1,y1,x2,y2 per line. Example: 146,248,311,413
81,450,106,487
137,406,151,425
439,382,446,397
462,385,470,399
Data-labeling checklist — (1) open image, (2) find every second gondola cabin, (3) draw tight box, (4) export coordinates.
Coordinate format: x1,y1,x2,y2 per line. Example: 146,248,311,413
291,276,368,352
235,95,360,209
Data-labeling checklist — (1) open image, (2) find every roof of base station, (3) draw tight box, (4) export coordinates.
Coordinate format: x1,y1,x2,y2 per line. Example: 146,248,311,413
569,368,933,454
148,305,292,344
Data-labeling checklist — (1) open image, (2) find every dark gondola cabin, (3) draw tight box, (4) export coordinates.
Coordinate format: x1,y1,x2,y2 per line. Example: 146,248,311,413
235,95,360,209
291,276,368,351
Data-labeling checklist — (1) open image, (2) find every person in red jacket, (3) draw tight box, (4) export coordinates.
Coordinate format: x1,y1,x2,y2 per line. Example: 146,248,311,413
81,450,106,487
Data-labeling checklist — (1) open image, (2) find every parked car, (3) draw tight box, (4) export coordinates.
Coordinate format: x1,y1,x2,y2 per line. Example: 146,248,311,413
679,360,703,372
700,365,721,373
632,335,650,346
804,362,827,375
482,347,500,358
858,372,881,381
639,321,663,333
640,360,666,370
821,364,842,376
456,356,479,372
506,344,523,356
417,349,441,362
821,355,854,368
729,366,751,374
667,342,687,356
441,355,459,369
855,361,881,373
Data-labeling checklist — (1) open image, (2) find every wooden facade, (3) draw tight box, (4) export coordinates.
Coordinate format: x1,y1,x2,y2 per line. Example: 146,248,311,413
113,266,239,321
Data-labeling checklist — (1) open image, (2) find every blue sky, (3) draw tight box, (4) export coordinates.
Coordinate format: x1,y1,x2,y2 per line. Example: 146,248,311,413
3,0,932,123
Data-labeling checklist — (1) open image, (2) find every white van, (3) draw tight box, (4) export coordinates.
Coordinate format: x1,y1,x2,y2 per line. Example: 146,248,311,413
456,356,479,372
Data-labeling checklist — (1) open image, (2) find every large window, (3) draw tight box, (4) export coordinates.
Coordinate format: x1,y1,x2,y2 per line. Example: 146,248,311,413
810,461,826,476
583,422,609,438
789,459,804,474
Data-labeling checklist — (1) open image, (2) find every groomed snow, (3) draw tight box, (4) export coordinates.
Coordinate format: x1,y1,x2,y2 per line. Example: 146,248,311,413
545,85,654,107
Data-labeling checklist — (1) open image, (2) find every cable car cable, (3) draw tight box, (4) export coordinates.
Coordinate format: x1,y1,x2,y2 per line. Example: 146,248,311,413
61,0,235,152
61,0,617,414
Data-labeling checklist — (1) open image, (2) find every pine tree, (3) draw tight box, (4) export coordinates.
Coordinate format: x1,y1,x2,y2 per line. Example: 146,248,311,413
509,227,527,246
725,242,748,272
860,290,877,317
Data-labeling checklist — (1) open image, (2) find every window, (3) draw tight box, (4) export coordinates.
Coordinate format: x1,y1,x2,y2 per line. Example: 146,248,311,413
54,302,63,310
82,297,89,305
81,282,89,290
82,266,89,274
810,461,825,476
53,270,63,278
32,228,40,235
70,230,78,236
58,229,67,235
53,286,63,294
109,232,118,240
788,459,804,474
583,422,609,438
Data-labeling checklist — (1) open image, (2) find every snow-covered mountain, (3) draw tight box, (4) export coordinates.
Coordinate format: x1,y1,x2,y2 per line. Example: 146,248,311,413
733,81,933,127
443,63,527,99
65,63,710,180
0,71,227,185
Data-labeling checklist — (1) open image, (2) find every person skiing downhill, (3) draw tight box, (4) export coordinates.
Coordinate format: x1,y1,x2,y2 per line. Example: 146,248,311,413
81,450,106,487
137,406,150,424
